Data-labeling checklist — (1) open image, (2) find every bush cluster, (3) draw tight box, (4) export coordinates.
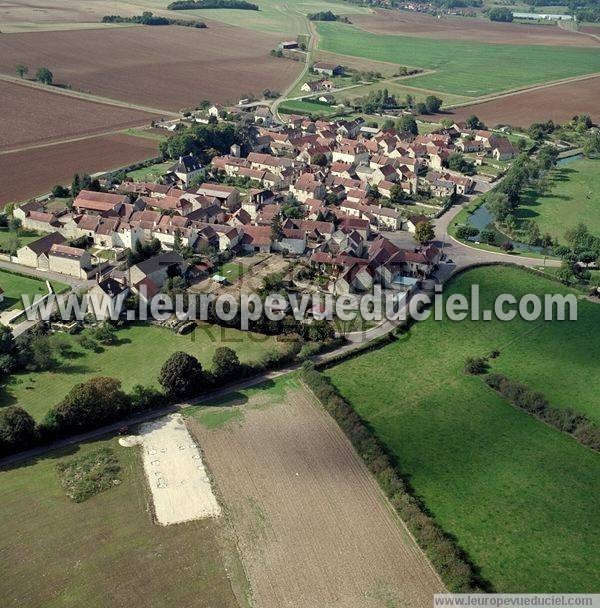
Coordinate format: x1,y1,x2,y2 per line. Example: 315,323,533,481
300,364,488,593
485,373,599,452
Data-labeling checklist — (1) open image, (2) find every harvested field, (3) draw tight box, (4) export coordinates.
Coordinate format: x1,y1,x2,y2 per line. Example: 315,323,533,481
0,133,159,204
0,80,160,152
134,414,221,526
0,24,303,110
353,9,599,47
188,378,444,608
441,76,600,127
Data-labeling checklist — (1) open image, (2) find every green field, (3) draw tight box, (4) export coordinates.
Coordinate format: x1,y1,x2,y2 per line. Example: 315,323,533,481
316,22,600,97
279,98,339,116
0,269,68,311
516,158,600,241
126,161,173,182
326,266,600,592
0,437,247,608
175,0,369,34
0,229,41,251
0,323,281,420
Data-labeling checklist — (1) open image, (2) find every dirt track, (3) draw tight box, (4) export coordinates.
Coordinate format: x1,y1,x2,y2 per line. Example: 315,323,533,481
189,383,444,608
0,24,303,110
353,9,599,47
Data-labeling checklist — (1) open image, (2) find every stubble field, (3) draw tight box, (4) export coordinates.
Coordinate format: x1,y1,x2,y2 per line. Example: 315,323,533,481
0,24,303,110
188,377,445,608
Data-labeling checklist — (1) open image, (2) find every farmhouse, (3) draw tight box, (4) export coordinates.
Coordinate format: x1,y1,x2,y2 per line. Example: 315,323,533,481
164,154,203,187
73,190,127,215
48,244,91,278
313,62,343,77
16,232,66,268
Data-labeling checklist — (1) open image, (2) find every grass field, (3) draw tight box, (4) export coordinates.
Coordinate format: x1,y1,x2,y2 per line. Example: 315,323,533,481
0,269,68,311
126,161,173,182
0,323,281,420
326,266,600,592
317,22,600,97
516,158,600,241
0,228,41,250
279,98,339,116
0,436,247,608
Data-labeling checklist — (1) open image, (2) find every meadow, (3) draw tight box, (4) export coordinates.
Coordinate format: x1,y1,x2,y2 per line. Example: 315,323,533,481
316,22,600,97
516,157,600,241
0,269,68,311
0,437,247,608
279,98,339,116
326,266,600,592
1,323,281,420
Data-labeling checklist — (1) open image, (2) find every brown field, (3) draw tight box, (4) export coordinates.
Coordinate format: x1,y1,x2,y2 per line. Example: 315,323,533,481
0,24,303,111
353,9,599,47
0,80,160,152
189,380,445,608
438,76,600,127
0,133,159,204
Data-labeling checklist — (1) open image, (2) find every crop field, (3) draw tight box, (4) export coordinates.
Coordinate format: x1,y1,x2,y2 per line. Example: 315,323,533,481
0,80,160,152
0,24,303,111
445,76,600,126
0,437,248,608
516,158,600,240
326,266,600,592
0,133,159,205
316,22,600,98
0,323,282,421
352,9,599,47
187,376,445,607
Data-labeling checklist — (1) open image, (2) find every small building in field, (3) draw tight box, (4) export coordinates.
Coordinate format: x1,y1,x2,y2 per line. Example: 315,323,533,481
313,62,343,77
279,41,299,50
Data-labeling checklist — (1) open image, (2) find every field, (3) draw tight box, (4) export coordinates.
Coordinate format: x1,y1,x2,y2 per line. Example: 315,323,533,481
326,266,600,592
0,268,68,311
279,98,339,116
516,157,600,241
126,161,173,182
0,80,160,152
445,76,600,126
0,436,248,608
316,22,600,98
0,133,160,205
0,323,282,420
0,24,303,111
352,9,599,47
187,376,445,607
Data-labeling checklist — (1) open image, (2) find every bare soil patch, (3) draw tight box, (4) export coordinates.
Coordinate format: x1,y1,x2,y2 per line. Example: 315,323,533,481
441,76,600,127
0,80,160,152
353,9,598,47
0,24,303,110
0,133,159,204
189,382,444,608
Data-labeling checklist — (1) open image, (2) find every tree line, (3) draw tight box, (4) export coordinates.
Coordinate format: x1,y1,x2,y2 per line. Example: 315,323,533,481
102,12,206,27
167,0,258,9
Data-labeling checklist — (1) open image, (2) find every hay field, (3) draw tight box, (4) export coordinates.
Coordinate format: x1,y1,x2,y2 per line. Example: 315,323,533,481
188,377,445,608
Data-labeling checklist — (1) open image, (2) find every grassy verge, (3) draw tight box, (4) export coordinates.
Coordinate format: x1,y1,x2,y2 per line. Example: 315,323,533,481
325,266,600,592
0,268,69,311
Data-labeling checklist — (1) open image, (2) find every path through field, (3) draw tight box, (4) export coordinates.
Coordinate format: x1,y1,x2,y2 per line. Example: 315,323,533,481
188,382,445,608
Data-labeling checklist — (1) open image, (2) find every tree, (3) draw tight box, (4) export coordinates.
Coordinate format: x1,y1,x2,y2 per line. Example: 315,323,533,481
488,7,513,21
212,347,241,381
415,102,427,115
51,184,69,198
43,377,131,434
15,64,28,79
310,152,327,166
414,220,435,245
405,93,414,109
8,217,22,235
424,95,442,114
36,67,53,85
306,319,335,342
158,351,204,398
446,152,475,176
0,406,36,454
396,115,418,136
583,131,600,158
91,322,117,345
0,325,18,375
480,230,496,245
465,115,483,129
389,184,405,205
71,173,82,198
30,335,56,371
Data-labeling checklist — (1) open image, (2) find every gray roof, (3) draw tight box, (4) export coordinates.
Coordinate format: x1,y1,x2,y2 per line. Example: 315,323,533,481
24,232,66,256
133,251,185,276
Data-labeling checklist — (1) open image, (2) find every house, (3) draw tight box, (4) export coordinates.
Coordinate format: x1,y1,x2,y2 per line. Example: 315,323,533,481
277,228,306,255
254,106,273,126
13,200,44,222
22,210,61,233
196,183,240,210
129,252,187,288
406,215,430,234
490,137,518,160
241,225,272,253
73,191,127,215
290,174,325,202
313,62,343,76
16,232,66,268
164,154,203,187
300,80,326,93
88,276,130,320
48,244,91,278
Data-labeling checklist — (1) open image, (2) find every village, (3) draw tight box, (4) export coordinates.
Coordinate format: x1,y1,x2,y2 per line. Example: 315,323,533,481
9,111,518,321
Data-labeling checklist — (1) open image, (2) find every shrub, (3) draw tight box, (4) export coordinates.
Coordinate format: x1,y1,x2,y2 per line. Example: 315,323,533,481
0,406,36,455
211,346,241,382
464,356,488,375
158,351,205,398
